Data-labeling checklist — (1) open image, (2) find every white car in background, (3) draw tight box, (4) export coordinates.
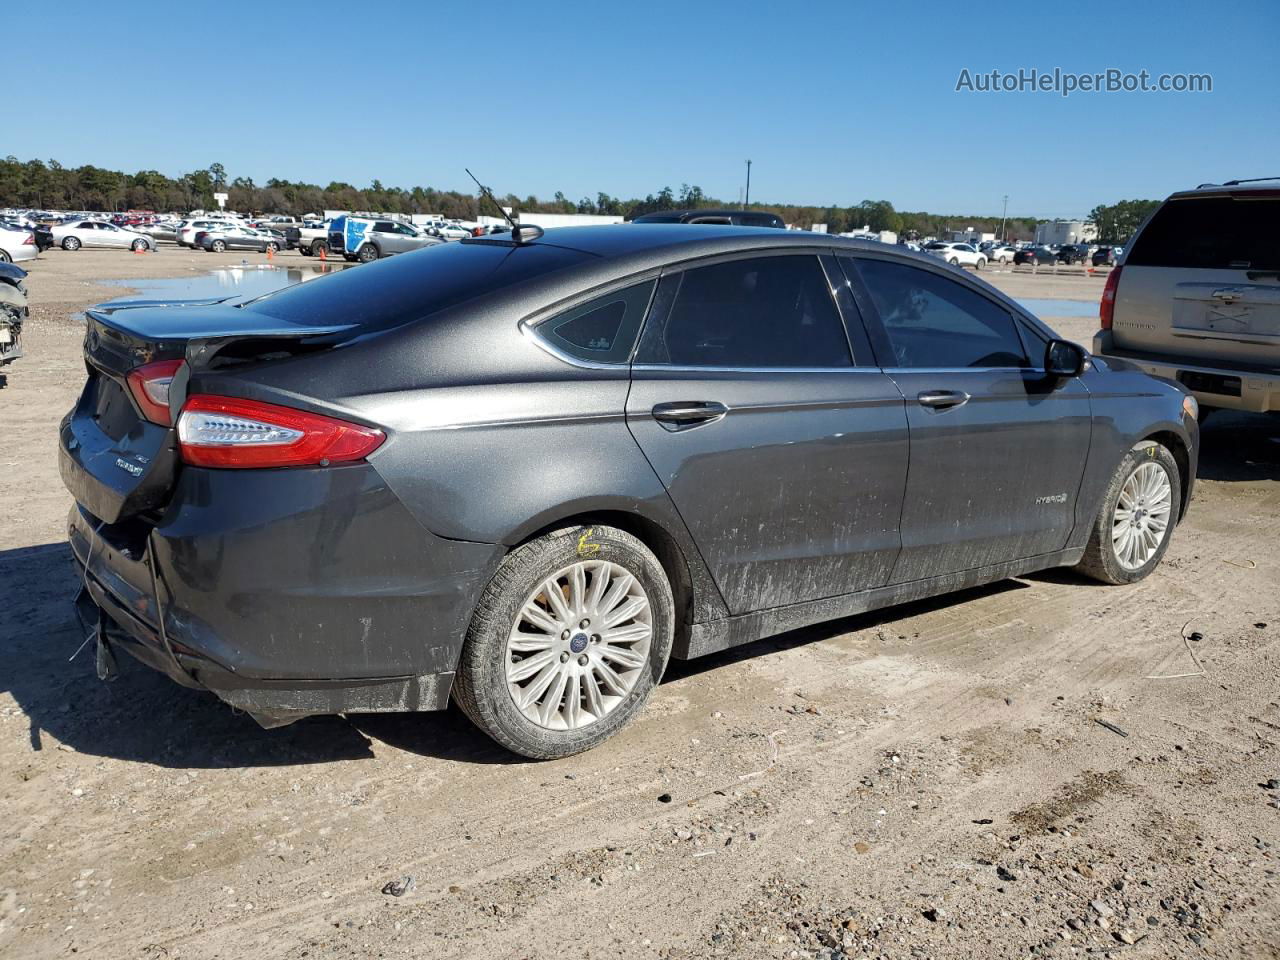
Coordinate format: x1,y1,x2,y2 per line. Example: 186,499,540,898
51,219,156,252
984,244,1017,265
0,223,39,263
924,241,987,269
176,218,241,248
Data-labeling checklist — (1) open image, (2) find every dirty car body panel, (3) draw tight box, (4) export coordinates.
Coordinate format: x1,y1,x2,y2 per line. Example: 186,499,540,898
59,226,1198,726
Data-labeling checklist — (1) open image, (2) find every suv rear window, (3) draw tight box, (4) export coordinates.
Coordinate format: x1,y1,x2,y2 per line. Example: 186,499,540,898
1126,194,1280,271
245,240,592,330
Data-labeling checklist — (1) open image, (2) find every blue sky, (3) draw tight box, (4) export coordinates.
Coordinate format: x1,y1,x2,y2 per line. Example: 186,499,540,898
9,1,1277,217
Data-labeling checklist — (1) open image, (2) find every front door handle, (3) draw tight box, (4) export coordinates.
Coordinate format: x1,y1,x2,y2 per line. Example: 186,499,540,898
917,390,970,410
651,401,728,430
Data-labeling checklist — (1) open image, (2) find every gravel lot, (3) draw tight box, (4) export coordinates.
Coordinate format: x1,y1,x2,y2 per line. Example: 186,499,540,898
1,247,1277,960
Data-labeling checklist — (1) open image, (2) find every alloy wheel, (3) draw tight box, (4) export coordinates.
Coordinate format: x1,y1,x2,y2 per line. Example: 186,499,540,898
505,560,653,730
1112,461,1173,570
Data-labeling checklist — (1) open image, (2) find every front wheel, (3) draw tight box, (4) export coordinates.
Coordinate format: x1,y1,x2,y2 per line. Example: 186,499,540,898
975,258,986,270
357,243,378,263
1076,441,1180,584
131,238,148,252
210,239,226,253
62,236,81,251
265,242,279,253
453,525,674,759
948,257,959,266
311,240,327,256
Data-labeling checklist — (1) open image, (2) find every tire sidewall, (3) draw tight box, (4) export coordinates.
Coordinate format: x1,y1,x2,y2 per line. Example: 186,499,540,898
458,525,674,758
1095,441,1181,583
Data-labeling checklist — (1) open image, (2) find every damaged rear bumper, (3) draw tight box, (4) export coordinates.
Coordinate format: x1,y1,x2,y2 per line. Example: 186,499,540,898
66,464,502,726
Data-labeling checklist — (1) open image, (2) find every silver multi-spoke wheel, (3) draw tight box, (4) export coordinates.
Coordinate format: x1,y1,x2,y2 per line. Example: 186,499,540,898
505,560,652,731
1111,461,1173,570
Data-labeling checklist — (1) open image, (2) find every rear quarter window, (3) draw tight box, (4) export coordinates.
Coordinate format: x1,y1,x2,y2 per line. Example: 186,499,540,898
1127,195,1280,271
533,280,656,364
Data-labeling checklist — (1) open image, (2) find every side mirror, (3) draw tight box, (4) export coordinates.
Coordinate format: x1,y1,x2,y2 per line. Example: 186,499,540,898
1044,339,1087,377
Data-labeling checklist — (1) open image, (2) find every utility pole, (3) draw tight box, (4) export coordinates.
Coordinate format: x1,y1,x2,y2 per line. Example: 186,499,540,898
744,160,752,210
1000,195,1009,242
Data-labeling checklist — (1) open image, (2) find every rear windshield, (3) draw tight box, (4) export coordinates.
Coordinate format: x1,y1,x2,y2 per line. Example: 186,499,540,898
1126,194,1280,270
243,240,591,329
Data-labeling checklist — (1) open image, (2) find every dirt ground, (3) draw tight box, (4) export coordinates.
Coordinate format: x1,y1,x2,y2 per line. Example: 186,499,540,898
1,247,1277,960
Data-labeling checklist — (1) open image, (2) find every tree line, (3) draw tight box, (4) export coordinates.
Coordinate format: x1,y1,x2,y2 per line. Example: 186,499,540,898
1,156,1144,240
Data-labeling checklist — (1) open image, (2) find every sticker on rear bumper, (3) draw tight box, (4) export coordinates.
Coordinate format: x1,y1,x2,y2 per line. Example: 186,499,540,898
115,457,144,477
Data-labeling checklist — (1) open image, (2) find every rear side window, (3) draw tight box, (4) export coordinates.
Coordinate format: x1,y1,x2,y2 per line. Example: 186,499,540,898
636,255,851,368
853,258,1028,368
535,280,656,364
1127,195,1280,270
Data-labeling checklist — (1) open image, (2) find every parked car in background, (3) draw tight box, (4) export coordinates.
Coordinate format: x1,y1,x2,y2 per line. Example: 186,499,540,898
0,223,39,263
1093,179,1280,413
176,218,240,248
51,219,155,252
1014,246,1058,266
985,244,1017,265
197,225,283,254
0,261,27,367
1056,244,1094,265
1092,246,1120,267
631,208,786,228
327,216,444,262
296,222,332,256
60,226,1197,758
137,221,179,243
924,242,987,269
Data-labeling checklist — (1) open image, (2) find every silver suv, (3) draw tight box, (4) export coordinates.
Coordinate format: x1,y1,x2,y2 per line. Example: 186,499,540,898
1093,180,1280,413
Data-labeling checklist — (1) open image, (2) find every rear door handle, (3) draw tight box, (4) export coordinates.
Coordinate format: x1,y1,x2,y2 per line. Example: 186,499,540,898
917,390,970,410
651,401,728,430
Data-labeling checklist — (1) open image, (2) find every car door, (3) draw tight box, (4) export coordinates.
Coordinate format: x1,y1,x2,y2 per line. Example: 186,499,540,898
101,223,130,248
626,251,910,615
371,221,401,254
843,254,1093,583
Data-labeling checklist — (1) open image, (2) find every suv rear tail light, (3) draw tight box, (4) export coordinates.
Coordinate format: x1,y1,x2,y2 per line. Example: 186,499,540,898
126,358,185,425
176,395,384,469
1099,265,1123,330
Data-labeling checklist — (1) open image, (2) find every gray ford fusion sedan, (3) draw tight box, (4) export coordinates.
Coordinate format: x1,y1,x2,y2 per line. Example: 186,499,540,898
60,225,1199,758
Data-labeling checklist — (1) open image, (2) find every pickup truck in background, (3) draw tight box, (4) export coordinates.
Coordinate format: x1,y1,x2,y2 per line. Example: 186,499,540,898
327,216,444,262
296,222,332,256
1093,179,1280,414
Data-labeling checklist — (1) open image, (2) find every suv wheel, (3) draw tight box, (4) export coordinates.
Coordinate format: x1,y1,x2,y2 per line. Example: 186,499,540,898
357,243,378,263
948,257,959,266
1076,441,1180,584
453,525,674,759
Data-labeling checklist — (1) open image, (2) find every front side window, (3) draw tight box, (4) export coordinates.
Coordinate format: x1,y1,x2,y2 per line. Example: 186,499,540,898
534,279,656,364
636,255,851,368
853,258,1029,369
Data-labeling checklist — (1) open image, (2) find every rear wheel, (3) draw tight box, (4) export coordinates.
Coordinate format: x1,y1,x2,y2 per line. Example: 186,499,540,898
975,257,986,270
357,243,378,263
453,524,674,759
948,257,959,266
62,236,81,251
1076,440,1180,584
0,250,10,263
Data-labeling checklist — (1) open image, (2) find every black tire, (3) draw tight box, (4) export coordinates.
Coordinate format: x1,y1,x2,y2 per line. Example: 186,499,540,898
453,524,675,759
357,243,378,263
1075,440,1181,585
0,250,10,263
312,240,327,257
210,239,226,253
62,237,80,251
131,238,148,252
266,242,279,253
975,258,985,270
948,257,959,266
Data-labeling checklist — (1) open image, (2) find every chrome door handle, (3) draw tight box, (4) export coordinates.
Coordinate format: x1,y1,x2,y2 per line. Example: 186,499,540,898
917,390,970,410
651,401,728,430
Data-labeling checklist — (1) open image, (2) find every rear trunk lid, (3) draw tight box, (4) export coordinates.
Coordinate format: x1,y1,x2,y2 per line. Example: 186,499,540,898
59,302,355,524
1112,191,1280,371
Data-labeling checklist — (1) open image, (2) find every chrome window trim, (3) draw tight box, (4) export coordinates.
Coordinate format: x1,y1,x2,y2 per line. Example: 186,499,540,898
630,363,886,375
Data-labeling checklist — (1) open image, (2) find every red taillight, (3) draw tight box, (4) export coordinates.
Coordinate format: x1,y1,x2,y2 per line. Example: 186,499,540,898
176,395,384,469
126,358,185,426
1099,265,1123,330
23,233,35,245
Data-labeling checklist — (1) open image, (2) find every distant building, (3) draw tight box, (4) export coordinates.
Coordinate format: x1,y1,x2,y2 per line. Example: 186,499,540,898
1035,220,1097,245
946,228,995,245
